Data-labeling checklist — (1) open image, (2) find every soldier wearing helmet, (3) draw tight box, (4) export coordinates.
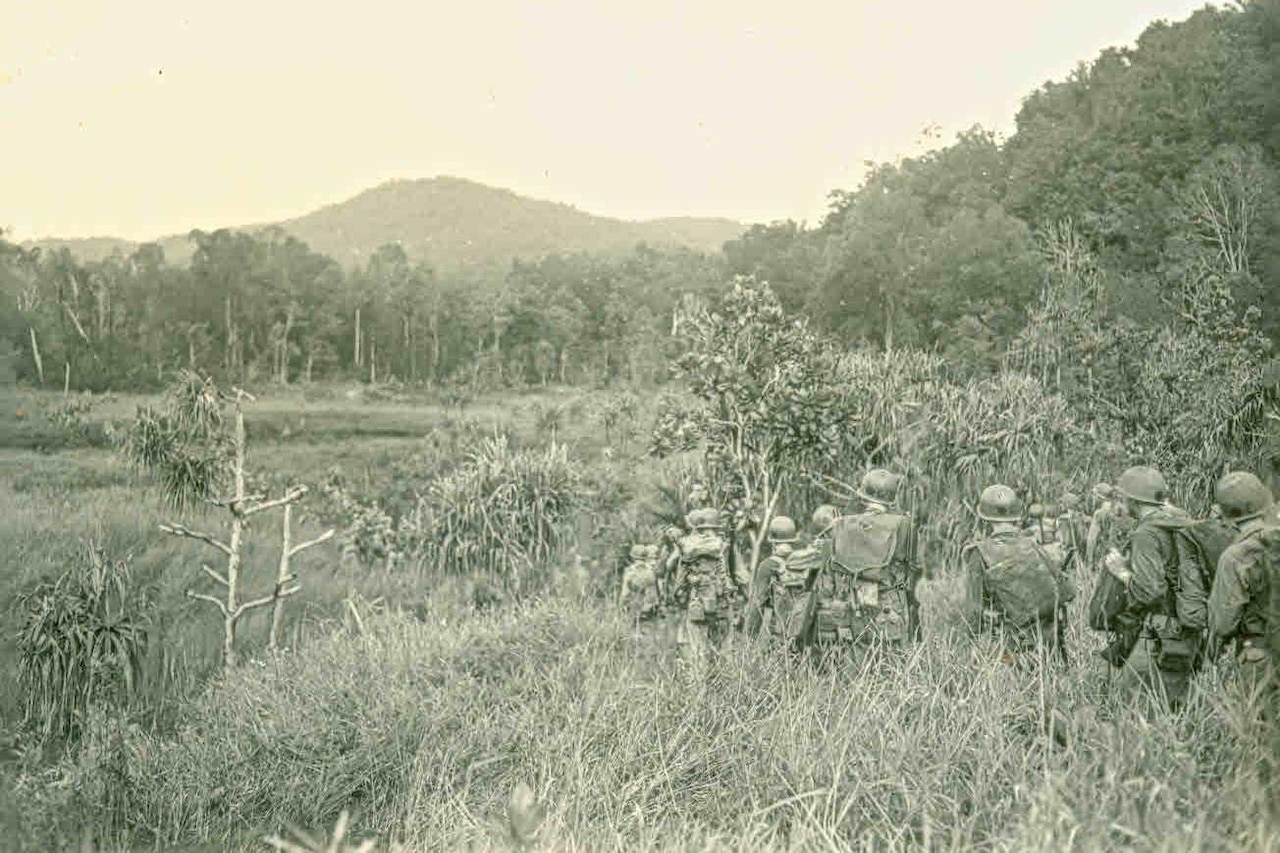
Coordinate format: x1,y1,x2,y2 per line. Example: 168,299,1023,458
668,507,734,667
619,542,662,624
1096,465,1200,710
963,485,1073,662
1208,471,1279,696
808,469,920,654
745,515,813,647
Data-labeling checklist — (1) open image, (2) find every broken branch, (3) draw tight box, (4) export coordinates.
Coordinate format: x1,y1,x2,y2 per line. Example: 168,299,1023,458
288,528,335,556
201,563,230,587
186,590,229,615
160,523,233,556
245,486,310,517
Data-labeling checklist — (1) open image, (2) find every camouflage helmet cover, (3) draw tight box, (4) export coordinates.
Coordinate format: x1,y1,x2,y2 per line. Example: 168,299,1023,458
1214,471,1274,523
1116,466,1168,505
811,504,839,534
689,508,723,531
978,484,1023,523
768,515,798,543
857,468,902,505
629,543,647,560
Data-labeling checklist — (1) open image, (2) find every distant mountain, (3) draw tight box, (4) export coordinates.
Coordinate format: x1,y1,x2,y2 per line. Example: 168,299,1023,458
25,177,746,271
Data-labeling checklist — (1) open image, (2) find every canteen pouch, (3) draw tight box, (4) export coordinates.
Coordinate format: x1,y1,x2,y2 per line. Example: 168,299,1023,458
1154,625,1201,673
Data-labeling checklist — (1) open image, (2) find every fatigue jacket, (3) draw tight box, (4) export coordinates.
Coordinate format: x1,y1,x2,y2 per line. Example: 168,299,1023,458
1208,517,1274,659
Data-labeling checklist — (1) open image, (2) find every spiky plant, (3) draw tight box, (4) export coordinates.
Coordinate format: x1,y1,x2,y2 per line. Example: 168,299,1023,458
15,542,151,746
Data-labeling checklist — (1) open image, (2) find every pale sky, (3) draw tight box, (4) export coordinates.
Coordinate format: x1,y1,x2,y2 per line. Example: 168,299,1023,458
2,0,1213,242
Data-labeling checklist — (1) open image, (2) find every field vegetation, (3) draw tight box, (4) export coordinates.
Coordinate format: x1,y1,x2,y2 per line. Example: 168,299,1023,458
4,3,1280,850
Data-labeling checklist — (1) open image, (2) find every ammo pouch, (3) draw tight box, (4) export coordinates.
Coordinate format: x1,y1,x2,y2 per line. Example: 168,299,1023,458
814,598,856,643
1150,615,1201,673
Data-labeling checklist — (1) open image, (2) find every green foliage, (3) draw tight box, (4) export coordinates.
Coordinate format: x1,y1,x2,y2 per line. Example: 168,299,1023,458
656,278,851,550
14,543,152,746
121,371,231,511
33,590,1278,850
329,432,584,583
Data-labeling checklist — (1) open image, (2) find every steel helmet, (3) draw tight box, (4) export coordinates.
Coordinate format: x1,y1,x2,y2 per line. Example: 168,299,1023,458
857,469,902,505
1214,471,1274,523
644,544,660,559
811,504,839,534
690,508,723,531
978,484,1023,523
768,515,798,543
1116,466,1168,505
1027,503,1044,520
629,544,647,560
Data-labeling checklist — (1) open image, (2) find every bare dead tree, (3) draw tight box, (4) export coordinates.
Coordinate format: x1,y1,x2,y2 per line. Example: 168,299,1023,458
140,383,334,668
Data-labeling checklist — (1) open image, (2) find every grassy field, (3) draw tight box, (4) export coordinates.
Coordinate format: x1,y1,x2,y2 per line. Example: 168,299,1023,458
0,384,1276,851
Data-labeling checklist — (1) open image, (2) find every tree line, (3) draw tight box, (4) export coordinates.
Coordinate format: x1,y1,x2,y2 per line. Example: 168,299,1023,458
3,3,1280,402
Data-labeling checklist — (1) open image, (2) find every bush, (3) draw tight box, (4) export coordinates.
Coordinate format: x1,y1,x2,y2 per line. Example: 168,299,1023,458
40,583,1278,850
14,543,152,747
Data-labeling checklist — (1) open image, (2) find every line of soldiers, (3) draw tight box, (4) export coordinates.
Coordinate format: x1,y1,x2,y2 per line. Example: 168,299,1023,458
617,465,1279,713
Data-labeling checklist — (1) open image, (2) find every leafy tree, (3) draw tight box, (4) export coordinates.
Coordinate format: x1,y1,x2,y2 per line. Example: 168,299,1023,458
653,277,850,576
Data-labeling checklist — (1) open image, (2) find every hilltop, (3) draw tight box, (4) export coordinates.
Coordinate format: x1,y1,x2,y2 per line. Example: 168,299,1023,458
25,177,745,270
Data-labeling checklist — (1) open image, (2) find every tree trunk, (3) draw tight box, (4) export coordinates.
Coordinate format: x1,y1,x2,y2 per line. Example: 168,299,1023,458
223,403,247,668
430,309,441,383
269,503,293,650
29,327,44,385
354,306,362,370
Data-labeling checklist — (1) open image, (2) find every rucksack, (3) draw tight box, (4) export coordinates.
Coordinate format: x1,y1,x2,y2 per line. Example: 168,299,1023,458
1171,518,1236,631
777,542,824,590
971,535,1065,628
829,512,906,581
1255,526,1280,662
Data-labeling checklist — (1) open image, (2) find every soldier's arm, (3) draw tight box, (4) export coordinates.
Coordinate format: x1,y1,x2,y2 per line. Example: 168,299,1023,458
1123,528,1168,616
1207,551,1249,641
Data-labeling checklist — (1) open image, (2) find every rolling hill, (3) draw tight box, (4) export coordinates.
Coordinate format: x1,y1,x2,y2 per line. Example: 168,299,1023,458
26,177,745,271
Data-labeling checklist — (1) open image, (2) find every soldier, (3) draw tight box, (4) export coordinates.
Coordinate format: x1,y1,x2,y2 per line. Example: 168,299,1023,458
1208,471,1278,703
1093,466,1201,711
669,508,734,666
963,485,1074,663
810,469,919,656
745,516,805,644
619,543,662,625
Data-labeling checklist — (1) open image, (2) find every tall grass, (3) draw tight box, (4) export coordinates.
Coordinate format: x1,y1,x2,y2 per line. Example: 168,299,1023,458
36,576,1277,851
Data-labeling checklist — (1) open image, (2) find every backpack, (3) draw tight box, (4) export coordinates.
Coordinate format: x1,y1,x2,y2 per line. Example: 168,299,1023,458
830,512,906,581
971,535,1064,628
781,541,827,590
1255,526,1280,662
1171,518,1236,631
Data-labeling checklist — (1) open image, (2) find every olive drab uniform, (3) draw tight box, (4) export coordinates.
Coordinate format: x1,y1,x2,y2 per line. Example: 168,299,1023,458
963,530,1073,660
814,508,917,649
672,515,735,662
1209,517,1280,699
1107,505,1205,708
748,537,825,648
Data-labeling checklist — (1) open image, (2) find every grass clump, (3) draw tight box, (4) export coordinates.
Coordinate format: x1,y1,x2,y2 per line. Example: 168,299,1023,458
44,578,1278,851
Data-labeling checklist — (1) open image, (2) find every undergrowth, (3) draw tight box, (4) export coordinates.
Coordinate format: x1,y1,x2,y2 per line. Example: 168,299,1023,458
18,579,1277,852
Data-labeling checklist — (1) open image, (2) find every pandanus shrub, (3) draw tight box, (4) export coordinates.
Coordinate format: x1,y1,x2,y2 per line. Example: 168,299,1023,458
15,543,152,746
407,434,584,582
